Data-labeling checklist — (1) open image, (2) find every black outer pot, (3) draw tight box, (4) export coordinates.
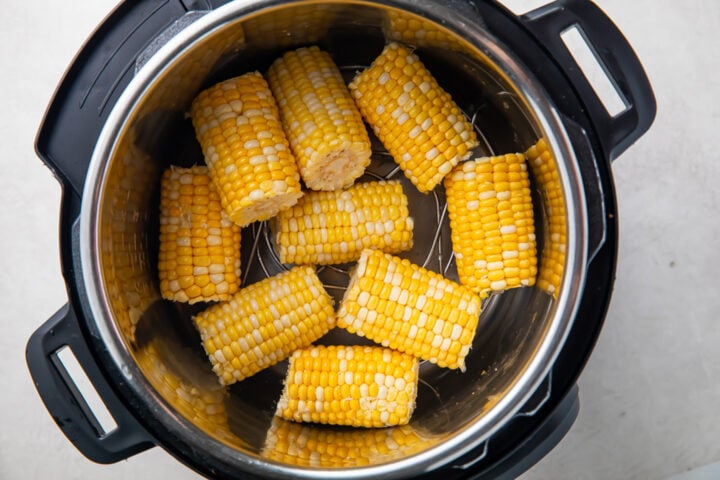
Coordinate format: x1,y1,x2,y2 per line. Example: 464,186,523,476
26,1,655,478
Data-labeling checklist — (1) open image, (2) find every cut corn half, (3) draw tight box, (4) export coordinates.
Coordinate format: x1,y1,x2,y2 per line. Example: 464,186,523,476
527,139,566,297
275,345,419,428
193,266,336,385
262,417,432,467
158,165,241,304
190,72,303,227
349,42,478,193
337,249,481,370
267,46,372,190
444,154,538,296
271,180,414,265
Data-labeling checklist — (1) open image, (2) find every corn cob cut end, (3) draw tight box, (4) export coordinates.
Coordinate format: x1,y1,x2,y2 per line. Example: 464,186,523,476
301,140,372,191
275,345,419,428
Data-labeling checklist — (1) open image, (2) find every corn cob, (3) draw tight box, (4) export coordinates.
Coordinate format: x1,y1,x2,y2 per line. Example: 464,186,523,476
526,139,566,297
190,72,303,227
262,417,432,467
193,266,336,385
444,154,538,296
349,42,478,193
158,166,241,304
275,345,419,428
337,249,481,370
271,180,414,265
267,46,372,191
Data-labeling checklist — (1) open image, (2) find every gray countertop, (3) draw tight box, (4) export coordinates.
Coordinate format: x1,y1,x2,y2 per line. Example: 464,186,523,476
2,1,717,479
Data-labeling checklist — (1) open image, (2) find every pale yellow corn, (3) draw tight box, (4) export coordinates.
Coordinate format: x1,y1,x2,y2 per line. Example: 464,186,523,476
158,166,241,304
193,266,336,385
526,139,566,297
349,43,478,193
271,180,414,265
445,154,538,296
337,249,481,370
262,418,432,467
275,345,419,428
267,46,372,190
190,72,303,227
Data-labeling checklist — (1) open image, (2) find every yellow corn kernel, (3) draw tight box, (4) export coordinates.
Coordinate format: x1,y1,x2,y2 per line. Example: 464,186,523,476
158,166,241,304
271,180,414,265
267,46,372,191
337,249,481,370
190,72,303,227
275,345,419,428
349,42,478,193
444,154,538,296
262,417,433,467
193,266,336,385
526,139,566,297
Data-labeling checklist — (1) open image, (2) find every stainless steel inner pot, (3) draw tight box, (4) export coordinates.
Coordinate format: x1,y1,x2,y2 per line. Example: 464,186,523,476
79,1,587,478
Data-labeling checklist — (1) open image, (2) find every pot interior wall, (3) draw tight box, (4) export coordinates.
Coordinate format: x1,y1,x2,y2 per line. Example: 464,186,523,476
95,1,568,469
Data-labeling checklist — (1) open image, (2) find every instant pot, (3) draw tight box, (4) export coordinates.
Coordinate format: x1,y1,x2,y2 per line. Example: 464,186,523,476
26,1,655,478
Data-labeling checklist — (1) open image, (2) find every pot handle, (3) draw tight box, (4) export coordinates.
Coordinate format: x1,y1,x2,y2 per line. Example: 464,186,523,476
26,304,154,463
36,0,224,197
517,0,656,160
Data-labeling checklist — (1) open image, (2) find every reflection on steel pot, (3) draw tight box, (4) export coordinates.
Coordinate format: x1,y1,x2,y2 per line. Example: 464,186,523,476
27,1,655,479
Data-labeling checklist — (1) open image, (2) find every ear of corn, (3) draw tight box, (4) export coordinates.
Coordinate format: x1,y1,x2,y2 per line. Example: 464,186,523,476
190,72,303,227
349,42,478,193
158,166,241,304
271,180,414,265
267,46,372,191
275,345,419,428
526,139,565,297
262,417,432,467
444,154,538,296
193,266,336,385
337,249,481,370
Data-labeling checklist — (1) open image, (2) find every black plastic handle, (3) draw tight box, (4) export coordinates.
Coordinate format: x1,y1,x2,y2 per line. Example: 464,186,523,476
35,0,223,197
26,304,154,463
518,0,656,160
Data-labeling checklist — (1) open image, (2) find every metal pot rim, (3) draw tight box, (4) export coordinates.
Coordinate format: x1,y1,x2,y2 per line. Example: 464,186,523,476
79,1,589,478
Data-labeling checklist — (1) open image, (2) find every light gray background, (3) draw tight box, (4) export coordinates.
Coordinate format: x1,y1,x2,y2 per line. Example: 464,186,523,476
1,1,717,479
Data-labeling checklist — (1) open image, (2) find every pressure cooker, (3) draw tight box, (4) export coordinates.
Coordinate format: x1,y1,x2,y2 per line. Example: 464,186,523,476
26,0,655,478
